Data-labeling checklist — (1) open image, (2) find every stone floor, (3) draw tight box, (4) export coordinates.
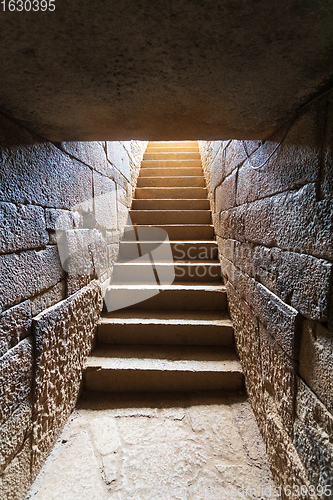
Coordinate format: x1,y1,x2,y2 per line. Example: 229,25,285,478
27,391,279,500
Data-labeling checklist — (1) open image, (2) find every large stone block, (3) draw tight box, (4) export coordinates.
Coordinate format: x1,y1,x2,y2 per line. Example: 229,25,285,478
0,202,48,255
299,320,333,413
93,171,117,230
245,183,333,261
0,301,31,357
57,229,108,296
31,281,102,476
106,142,131,183
260,325,295,437
45,208,76,232
61,142,108,176
0,338,33,423
214,169,236,213
0,436,32,500
30,281,66,317
224,140,259,177
294,378,333,495
254,246,332,321
226,283,265,432
217,204,247,241
0,140,93,211
0,246,64,313
236,102,324,205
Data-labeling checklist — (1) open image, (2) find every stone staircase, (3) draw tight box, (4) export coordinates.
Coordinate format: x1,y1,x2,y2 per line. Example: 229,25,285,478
84,141,244,393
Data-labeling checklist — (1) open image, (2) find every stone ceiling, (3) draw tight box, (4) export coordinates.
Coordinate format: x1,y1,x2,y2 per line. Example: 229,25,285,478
0,0,332,141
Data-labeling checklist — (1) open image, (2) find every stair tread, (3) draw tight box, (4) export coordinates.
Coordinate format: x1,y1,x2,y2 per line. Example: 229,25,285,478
101,310,231,324
86,345,241,372
107,283,224,290
114,260,219,265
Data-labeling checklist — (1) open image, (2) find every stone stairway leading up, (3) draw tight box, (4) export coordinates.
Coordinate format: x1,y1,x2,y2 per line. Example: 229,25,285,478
83,141,244,393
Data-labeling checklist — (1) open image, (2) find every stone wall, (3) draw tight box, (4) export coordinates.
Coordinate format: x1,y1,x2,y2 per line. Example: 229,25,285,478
199,95,333,500
0,114,147,499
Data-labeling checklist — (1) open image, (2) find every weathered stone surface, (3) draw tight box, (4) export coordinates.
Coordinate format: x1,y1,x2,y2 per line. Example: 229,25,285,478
224,140,259,176
0,246,65,313
0,139,93,211
93,171,117,230
0,436,32,500
106,142,131,183
254,246,332,321
32,281,102,476
321,95,333,200
299,320,333,413
0,301,31,357
0,338,33,424
245,183,333,260
0,202,48,255
226,283,265,434
57,229,108,295
0,401,32,474
61,142,108,175
214,169,236,213
260,325,295,437
217,204,247,241
117,200,129,234
294,377,333,494
223,259,300,358
236,103,325,205
45,208,75,232
30,281,66,317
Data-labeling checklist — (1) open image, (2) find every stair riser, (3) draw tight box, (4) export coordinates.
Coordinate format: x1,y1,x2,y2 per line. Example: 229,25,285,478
112,264,221,284
135,187,207,199
122,225,214,240
131,199,210,210
142,160,202,167
98,323,234,345
145,148,199,154
141,168,202,177
130,210,211,224
148,141,198,147
104,288,227,312
84,369,244,393
118,242,218,261
137,176,205,187
144,152,200,160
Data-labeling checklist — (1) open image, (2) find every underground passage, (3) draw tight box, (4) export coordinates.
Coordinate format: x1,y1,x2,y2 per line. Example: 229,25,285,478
0,1,333,499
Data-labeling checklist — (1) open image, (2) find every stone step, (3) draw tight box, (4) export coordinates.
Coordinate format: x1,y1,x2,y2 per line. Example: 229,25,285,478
146,148,199,154
139,167,203,177
144,152,200,161
84,345,243,393
112,261,221,284
137,176,205,188
131,198,210,210
130,210,211,224
135,187,207,199
104,283,227,312
142,159,202,168
98,311,234,345
118,240,218,261
148,141,198,148
122,224,214,240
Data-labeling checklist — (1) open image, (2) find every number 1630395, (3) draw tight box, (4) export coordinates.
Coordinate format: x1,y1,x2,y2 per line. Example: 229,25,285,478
1,0,55,11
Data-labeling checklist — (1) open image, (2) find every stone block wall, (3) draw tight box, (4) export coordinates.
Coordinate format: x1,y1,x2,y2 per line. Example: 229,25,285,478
0,114,147,498
200,95,333,500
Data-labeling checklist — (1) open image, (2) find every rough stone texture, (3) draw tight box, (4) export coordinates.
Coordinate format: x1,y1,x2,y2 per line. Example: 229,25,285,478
31,281,102,477
1,1,333,140
0,121,93,211
294,378,333,496
45,208,76,232
0,338,33,498
201,96,333,499
30,281,66,318
299,320,333,413
57,229,108,296
0,437,32,500
0,246,65,313
93,172,117,230
0,202,48,254
27,392,278,499
61,142,108,174
0,301,31,357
